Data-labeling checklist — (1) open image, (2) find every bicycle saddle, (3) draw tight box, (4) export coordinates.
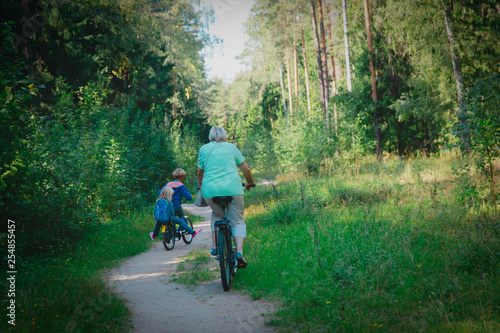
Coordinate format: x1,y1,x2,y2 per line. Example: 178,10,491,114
213,196,233,205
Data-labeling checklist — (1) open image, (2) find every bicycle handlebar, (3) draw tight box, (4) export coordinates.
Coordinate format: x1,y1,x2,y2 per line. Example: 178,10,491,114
242,183,256,191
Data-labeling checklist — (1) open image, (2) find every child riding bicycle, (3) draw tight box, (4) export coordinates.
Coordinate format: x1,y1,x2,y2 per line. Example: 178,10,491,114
150,186,201,240
159,168,193,222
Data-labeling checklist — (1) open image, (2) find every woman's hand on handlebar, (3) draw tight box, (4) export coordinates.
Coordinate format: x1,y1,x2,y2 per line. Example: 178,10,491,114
242,182,256,191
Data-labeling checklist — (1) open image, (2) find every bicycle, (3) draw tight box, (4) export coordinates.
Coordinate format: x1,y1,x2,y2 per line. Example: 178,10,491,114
161,215,194,251
213,183,255,291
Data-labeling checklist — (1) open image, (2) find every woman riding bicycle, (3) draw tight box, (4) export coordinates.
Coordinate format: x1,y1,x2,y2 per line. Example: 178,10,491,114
197,126,255,268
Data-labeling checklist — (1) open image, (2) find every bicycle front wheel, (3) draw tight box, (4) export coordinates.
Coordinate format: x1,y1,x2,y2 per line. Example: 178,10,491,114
162,224,175,251
218,227,232,291
182,218,194,244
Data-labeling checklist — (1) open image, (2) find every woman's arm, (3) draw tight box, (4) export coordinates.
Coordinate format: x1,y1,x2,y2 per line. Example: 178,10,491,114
237,161,255,190
197,167,204,188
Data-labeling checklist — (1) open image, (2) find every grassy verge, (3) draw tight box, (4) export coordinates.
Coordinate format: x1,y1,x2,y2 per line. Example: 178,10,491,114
235,154,500,332
170,248,218,286
186,212,204,224
1,206,199,332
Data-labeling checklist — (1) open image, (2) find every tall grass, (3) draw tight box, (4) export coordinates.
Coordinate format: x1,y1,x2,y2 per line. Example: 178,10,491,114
236,154,500,332
0,206,195,332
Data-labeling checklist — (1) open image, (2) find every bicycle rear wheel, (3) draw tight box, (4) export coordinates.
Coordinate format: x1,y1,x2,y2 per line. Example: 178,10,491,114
162,224,175,250
218,227,232,291
182,218,194,244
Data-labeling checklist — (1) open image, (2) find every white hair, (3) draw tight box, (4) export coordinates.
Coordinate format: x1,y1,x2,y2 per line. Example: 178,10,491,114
209,126,228,143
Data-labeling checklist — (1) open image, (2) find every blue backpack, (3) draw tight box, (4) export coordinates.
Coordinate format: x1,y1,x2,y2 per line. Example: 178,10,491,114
154,198,171,224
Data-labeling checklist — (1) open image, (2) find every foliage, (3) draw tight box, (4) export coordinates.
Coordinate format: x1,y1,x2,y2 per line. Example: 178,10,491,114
169,121,204,189
388,78,451,154
454,74,500,204
274,117,337,174
463,74,500,164
451,0,500,82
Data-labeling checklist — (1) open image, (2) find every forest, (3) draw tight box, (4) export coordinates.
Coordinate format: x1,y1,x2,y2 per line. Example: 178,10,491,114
1,0,499,331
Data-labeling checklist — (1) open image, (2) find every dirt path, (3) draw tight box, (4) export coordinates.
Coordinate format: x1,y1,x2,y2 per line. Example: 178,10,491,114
105,204,277,333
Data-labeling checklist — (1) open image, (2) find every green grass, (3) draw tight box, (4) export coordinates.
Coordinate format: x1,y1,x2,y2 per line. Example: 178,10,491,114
235,154,500,332
171,248,218,285
186,212,204,224
0,206,162,333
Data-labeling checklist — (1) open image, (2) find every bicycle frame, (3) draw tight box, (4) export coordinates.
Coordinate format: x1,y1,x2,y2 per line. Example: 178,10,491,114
161,215,192,237
214,219,233,257
212,185,254,291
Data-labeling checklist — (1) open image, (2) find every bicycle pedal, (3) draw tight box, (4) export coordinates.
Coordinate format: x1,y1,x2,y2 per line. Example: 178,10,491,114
236,257,247,269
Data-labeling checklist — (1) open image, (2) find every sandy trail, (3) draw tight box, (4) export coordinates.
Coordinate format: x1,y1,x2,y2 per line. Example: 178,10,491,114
105,204,276,333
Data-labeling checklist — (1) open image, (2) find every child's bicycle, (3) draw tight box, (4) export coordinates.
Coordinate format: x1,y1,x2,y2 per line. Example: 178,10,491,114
161,216,194,251
214,183,255,291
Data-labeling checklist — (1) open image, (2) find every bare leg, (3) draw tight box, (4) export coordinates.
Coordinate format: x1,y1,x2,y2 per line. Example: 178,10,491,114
234,236,244,255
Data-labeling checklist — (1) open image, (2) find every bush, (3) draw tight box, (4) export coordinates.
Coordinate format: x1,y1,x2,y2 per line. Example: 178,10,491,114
274,118,338,174
454,74,500,204
0,77,177,259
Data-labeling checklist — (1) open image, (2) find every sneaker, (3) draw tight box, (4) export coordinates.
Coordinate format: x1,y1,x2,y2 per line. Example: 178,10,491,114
210,248,217,256
235,252,247,269
149,232,156,240
192,229,202,238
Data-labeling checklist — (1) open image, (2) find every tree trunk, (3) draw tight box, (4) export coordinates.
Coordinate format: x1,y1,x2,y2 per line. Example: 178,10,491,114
310,0,325,114
300,25,312,117
318,0,329,121
363,0,381,159
442,0,470,151
341,0,352,92
363,0,378,102
294,40,299,108
279,65,288,123
326,6,337,95
326,4,338,131
269,106,275,131
172,67,177,120
286,56,294,122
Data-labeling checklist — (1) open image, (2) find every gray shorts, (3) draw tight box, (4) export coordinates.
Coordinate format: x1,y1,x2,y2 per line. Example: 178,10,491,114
205,195,246,238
